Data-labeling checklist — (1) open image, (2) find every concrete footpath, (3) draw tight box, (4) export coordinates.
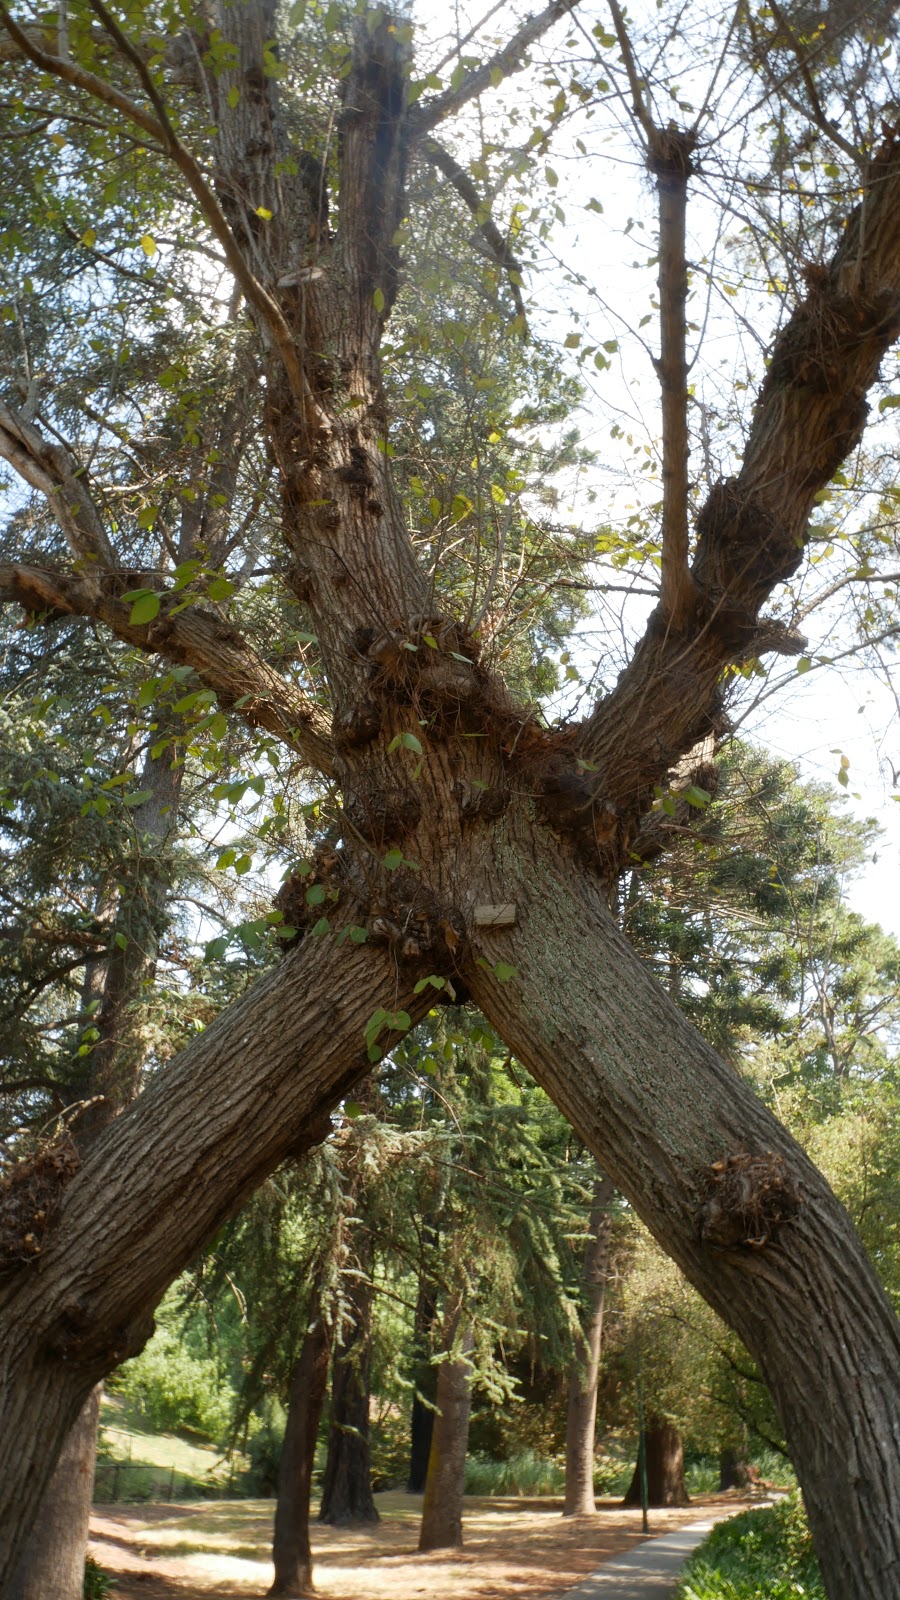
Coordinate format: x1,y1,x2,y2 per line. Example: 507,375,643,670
560,1513,732,1599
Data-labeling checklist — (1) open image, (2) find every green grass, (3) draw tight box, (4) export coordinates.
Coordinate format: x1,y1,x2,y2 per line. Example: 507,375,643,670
674,1494,824,1599
463,1451,565,1496
96,1394,239,1502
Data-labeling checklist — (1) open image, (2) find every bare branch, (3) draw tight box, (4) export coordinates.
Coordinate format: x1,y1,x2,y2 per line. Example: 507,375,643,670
411,0,578,136
0,563,336,777
0,400,115,570
766,0,862,165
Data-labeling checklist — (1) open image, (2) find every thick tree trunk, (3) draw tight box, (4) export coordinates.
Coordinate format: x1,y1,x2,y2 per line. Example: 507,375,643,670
467,812,900,1600
418,1320,474,1552
318,1263,378,1526
8,1384,101,1600
269,1303,333,1597
622,1421,689,1508
0,934,427,1586
719,1447,756,1491
563,1173,614,1516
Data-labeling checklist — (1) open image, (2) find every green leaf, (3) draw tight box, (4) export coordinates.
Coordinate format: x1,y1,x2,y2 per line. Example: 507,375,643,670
306,883,326,905
125,590,161,626
383,848,404,870
349,925,369,943
414,975,446,994
114,932,128,950
310,917,330,936
493,962,518,983
122,789,153,807
796,657,812,674
227,86,240,108
373,287,386,313
683,785,711,809
878,394,900,412
204,935,230,961
206,576,235,601
344,1100,365,1118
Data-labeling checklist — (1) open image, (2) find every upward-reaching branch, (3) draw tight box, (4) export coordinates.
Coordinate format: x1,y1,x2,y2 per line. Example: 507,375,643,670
411,0,578,135
0,3,310,408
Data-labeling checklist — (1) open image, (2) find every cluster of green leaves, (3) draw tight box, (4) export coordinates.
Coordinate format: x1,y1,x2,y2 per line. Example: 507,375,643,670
675,1494,823,1600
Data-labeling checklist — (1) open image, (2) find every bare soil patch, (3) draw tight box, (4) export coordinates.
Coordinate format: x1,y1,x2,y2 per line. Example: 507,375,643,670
89,1489,754,1600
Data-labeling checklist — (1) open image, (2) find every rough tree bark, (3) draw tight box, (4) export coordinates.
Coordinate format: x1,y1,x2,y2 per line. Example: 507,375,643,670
269,1293,334,1598
563,1173,615,1516
418,1312,474,1552
2,4,900,1597
406,1272,438,1494
318,1250,379,1526
622,1421,689,1509
9,732,184,1600
7,1385,102,1600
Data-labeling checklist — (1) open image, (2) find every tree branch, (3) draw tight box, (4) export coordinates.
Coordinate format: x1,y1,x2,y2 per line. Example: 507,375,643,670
0,2,310,410
572,120,900,830
0,401,115,570
0,563,336,777
422,138,528,326
411,0,578,135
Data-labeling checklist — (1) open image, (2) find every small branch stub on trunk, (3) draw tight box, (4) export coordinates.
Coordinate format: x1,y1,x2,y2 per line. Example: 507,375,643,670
473,904,517,927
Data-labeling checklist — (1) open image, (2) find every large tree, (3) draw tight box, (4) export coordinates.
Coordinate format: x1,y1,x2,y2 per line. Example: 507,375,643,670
2,1,900,1595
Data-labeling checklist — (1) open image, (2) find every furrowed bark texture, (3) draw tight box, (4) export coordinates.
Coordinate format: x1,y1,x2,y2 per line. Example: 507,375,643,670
7,1385,101,1600
466,812,900,1598
318,1254,379,1526
0,935,426,1585
270,1300,333,1597
563,1173,614,1516
418,1319,474,1552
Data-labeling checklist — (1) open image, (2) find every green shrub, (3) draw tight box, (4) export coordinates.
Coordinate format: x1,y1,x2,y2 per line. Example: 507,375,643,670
464,1450,565,1496
119,1331,236,1443
83,1555,116,1598
674,1493,824,1600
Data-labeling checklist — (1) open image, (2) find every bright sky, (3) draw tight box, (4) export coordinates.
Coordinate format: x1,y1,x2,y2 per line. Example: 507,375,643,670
412,0,900,936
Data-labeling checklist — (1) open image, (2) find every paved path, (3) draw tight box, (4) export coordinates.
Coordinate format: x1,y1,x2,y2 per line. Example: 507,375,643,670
560,1513,732,1599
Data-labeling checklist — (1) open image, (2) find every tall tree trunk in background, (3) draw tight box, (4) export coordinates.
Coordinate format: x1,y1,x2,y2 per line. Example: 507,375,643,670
7,1385,102,1600
622,1421,690,1508
318,1253,378,1526
9,740,182,1600
269,1295,334,1598
719,1446,755,1491
407,1248,438,1493
418,1312,474,1552
563,1172,615,1516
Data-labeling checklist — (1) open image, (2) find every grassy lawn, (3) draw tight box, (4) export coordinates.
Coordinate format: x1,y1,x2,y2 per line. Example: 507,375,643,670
96,1393,237,1501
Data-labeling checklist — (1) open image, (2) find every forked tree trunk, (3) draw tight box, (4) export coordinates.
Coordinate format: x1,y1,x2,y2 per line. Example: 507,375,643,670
5,8,900,1600
8,1384,102,1600
270,1302,333,1597
622,1421,689,1508
563,1173,614,1516
318,1263,378,1526
418,1319,474,1552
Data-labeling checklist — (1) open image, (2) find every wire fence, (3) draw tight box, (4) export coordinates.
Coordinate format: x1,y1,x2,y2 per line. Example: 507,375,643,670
93,1458,241,1504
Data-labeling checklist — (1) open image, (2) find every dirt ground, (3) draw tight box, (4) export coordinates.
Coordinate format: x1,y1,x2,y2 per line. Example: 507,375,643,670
89,1489,754,1600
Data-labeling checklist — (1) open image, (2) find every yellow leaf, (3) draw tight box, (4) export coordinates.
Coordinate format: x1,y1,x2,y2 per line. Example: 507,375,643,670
255,206,273,220
140,234,156,256
81,228,97,249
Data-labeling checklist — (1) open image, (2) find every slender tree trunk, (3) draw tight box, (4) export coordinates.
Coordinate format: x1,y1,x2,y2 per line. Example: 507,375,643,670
318,1253,378,1526
7,1384,102,1600
407,1260,438,1493
563,1172,615,1516
418,1318,474,1552
269,1301,333,1598
622,1421,689,1508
